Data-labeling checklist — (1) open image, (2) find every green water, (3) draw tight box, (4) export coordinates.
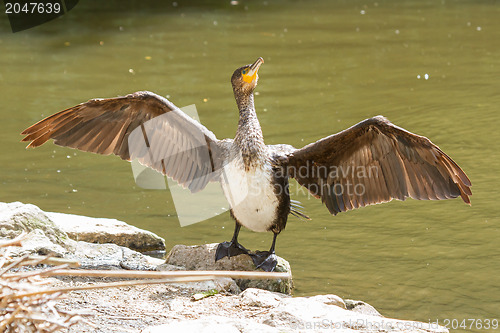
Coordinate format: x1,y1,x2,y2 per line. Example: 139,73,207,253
1,1,499,330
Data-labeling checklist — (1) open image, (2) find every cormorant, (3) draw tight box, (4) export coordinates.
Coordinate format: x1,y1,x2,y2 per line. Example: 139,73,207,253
21,57,471,272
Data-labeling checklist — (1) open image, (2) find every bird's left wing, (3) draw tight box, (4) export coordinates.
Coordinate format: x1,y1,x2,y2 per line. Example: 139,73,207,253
282,116,471,215
21,91,228,192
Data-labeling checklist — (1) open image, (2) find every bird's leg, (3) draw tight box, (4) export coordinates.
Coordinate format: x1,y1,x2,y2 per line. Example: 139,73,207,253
215,222,250,261
250,233,279,272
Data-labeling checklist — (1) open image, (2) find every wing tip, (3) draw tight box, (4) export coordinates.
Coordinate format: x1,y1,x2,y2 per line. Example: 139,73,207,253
460,189,471,205
21,124,39,136
25,139,45,149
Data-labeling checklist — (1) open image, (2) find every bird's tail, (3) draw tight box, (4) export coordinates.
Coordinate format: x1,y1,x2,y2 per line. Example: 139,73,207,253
290,199,311,220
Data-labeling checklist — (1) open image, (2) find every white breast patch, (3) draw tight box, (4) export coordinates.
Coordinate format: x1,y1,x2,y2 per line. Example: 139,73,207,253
221,157,278,232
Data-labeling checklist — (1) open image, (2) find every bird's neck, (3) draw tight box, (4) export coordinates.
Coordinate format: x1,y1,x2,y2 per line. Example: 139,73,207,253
234,91,267,168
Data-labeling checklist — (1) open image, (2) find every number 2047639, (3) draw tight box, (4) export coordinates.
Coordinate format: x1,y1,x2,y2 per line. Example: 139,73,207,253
5,2,61,14
440,318,498,330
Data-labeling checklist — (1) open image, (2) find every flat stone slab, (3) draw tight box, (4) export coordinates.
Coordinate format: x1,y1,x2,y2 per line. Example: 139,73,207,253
0,201,165,253
46,211,165,252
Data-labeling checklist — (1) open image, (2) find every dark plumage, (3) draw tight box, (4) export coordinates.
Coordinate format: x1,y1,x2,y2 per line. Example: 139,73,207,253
21,57,471,271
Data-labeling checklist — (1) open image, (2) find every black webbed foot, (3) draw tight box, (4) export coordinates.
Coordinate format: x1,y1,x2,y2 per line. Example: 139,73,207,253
215,241,250,262
250,251,278,272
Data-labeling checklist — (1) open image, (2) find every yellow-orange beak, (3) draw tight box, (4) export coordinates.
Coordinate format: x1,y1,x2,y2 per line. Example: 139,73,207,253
242,57,264,83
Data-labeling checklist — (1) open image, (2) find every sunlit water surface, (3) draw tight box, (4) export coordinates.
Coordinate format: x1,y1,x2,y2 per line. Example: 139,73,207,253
1,1,499,331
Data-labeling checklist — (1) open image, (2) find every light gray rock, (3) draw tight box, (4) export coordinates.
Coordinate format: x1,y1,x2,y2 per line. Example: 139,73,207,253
143,319,241,333
180,277,241,295
68,241,162,270
0,202,69,247
166,243,256,271
309,294,346,309
165,243,293,294
8,228,71,257
142,315,280,333
252,288,448,332
157,262,241,294
0,202,163,270
142,288,448,333
240,287,283,307
47,211,165,252
345,299,382,317
156,263,185,271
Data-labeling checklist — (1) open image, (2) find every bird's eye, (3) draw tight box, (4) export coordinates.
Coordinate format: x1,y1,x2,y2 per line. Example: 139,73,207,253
242,69,248,75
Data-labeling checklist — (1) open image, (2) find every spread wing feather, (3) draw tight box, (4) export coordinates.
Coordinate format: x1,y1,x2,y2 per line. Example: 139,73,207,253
284,116,471,215
21,91,229,193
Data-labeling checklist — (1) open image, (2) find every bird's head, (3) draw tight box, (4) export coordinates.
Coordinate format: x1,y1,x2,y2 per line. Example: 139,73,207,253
231,57,264,95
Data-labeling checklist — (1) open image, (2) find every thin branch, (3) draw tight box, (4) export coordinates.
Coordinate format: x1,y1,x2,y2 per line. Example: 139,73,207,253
0,255,31,277
7,276,220,300
40,269,291,280
0,232,28,248
7,264,70,282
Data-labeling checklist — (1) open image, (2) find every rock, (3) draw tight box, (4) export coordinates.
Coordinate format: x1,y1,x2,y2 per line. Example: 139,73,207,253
68,241,162,270
165,243,293,294
156,263,241,293
142,316,280,333
345,299,382,317
142,288,448,333
240,287,283,307
156,263,185,271
9,228,72,257
309,294,346,309
166,243,255,271
47,211,165,252
0,202,69,247
255,289,447,332
0,202,163,270
182,278,241,294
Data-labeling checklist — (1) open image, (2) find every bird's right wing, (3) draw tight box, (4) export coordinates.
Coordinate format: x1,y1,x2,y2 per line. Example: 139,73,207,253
21,91,229,192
